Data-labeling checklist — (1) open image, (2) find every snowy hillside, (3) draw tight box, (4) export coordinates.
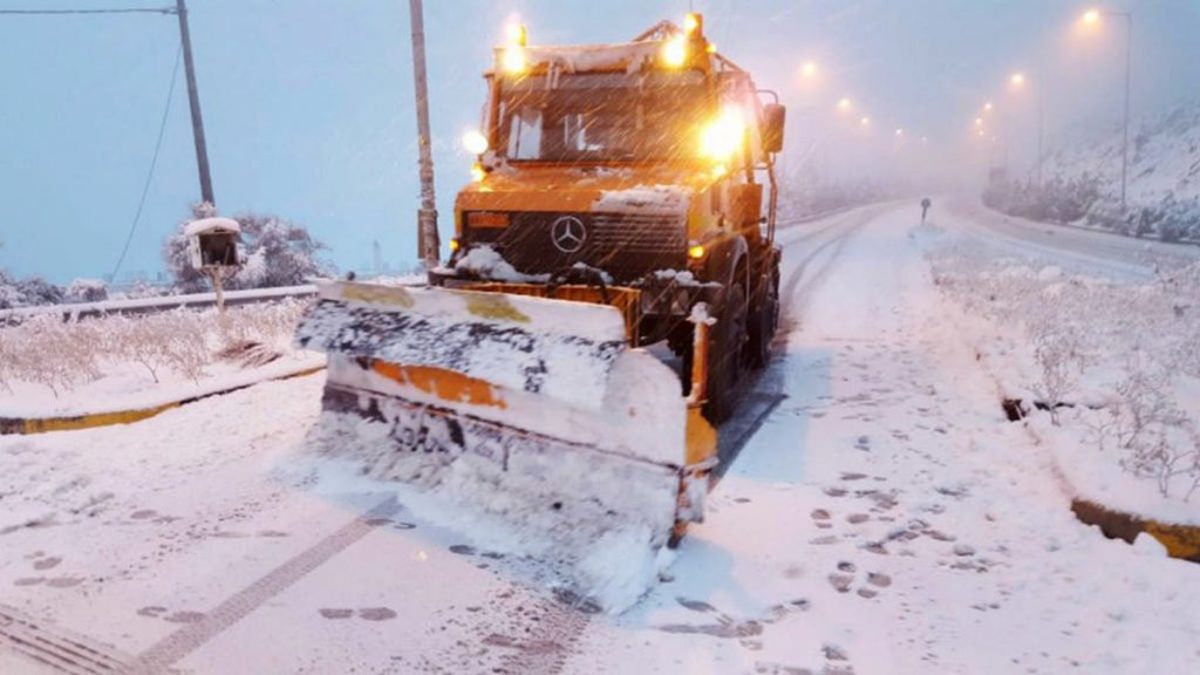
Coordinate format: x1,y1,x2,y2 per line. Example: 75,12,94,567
985,99,1200,242
1048,99,1200,207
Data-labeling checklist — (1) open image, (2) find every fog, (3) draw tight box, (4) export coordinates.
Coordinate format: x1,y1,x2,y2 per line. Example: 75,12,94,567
0,0,1197,281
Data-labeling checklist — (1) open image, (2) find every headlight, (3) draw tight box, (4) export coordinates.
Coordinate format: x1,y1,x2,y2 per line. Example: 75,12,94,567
502,45,527,74
700,108,746,161
662,35,687,68
462,129,488,155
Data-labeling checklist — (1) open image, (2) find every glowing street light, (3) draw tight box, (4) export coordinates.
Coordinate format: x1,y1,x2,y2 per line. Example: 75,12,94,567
859,116,870,126
984,102,993,112
975,117,984,127
895,128,904,137
1078,7,1135,211
1010,72,1026,87
836,97,852,112
800,60,818,78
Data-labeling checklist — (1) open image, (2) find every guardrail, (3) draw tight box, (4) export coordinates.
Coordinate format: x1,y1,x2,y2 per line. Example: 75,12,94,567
0,284,317,324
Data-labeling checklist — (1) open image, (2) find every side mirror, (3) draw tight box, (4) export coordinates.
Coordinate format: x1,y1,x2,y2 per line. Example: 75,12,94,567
762,103,786,154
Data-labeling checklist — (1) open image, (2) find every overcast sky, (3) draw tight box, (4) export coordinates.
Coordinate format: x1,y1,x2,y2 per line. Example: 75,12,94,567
1,0,1197,283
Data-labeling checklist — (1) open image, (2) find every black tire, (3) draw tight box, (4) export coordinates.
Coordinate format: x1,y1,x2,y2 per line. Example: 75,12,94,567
703,284,748,424
747,263,780,369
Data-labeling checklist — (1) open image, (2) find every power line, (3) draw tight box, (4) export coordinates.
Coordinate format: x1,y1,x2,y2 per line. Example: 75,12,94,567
0,7,175,15
110,42,182,283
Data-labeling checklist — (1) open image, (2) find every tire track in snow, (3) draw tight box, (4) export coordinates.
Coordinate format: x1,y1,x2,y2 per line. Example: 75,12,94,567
0,604,136,674
779,207,878,332
126,495,401,674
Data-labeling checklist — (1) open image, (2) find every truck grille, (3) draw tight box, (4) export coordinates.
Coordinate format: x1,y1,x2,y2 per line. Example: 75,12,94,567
483,212,687,281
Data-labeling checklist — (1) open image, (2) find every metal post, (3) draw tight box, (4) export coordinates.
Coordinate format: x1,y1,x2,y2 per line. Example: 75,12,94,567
1119,13,1132,212
409,0,440,270
175,0,214,206
1036,73,1044,188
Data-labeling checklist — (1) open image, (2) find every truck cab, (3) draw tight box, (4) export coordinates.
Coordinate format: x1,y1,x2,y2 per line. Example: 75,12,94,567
438,14,785,422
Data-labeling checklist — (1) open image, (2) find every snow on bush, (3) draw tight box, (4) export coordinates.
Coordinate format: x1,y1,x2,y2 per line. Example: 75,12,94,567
930,245,1200,513
0,269,65,309
64,277,109,303
164,202,333,293
0,299,309,396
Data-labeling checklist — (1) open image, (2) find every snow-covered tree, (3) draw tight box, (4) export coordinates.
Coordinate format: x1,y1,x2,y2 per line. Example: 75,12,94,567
228,213,331,288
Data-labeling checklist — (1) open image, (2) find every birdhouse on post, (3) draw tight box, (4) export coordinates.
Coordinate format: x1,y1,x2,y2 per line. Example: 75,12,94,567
185,216,241,312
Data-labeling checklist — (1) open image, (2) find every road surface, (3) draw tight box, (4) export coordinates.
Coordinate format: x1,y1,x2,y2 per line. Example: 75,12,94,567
2,200,1197,674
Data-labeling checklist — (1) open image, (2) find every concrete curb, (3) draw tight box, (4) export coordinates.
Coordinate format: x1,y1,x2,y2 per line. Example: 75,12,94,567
1018,419,1200,565
1070,498,1200,563
0,366,325,436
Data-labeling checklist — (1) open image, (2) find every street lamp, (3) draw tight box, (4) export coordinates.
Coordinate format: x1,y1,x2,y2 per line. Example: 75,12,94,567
1080,7,1134,212
800,61,818,78
1008,71,1045,187
836,97,852,112
859,116,870,126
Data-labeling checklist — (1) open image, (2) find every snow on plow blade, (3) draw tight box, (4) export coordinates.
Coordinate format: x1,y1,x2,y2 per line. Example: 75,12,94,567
295,281,716,552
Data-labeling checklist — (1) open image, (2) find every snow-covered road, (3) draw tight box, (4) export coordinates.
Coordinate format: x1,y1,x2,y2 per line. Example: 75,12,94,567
2,201,1197,674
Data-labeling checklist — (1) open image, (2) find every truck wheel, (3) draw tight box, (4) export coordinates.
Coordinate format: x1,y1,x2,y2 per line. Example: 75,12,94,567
748,265,780,369
703,284,748,424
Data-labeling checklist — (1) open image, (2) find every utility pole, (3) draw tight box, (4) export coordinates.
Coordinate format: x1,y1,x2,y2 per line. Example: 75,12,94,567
409,0,440,271
175,0,214,207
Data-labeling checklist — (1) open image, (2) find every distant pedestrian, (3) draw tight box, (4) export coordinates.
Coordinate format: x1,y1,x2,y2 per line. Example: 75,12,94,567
920,197,932,224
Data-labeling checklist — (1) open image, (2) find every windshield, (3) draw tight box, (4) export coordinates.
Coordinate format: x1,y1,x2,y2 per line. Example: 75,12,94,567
497,71,710,163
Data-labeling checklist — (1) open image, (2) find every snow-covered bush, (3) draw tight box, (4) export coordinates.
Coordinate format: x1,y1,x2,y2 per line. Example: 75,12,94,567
64,278,109,303
931,247,1200,501
163,203,332,292
0,298,309,394
0,269,65,309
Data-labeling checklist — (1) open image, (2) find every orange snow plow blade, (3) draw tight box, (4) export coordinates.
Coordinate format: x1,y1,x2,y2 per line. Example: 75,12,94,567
295,280,717,549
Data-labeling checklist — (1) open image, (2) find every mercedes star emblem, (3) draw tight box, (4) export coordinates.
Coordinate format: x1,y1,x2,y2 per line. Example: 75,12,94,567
550,216,587,253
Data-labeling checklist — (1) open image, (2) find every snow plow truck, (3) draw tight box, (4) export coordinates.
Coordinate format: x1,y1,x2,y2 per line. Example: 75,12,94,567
296,14,784,550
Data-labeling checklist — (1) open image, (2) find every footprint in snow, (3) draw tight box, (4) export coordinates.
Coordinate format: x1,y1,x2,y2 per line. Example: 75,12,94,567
828,561,891,599
163,610,205,624
677,597,717,613
33,556,61,571
317,607,397,621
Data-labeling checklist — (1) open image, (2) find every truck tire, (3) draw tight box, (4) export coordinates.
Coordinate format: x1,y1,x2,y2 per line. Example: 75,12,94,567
703,284,748,424
748,262,780,369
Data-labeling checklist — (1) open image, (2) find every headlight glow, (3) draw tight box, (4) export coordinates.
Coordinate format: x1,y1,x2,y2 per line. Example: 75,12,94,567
462,129,489,155
700,108,746,161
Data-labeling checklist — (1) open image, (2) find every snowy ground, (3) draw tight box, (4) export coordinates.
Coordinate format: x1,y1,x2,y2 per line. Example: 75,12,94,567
2,201,1198,674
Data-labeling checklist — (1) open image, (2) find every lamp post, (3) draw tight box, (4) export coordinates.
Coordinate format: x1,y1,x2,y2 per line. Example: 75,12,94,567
1008,71,1044,187
1082,8,1134,212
